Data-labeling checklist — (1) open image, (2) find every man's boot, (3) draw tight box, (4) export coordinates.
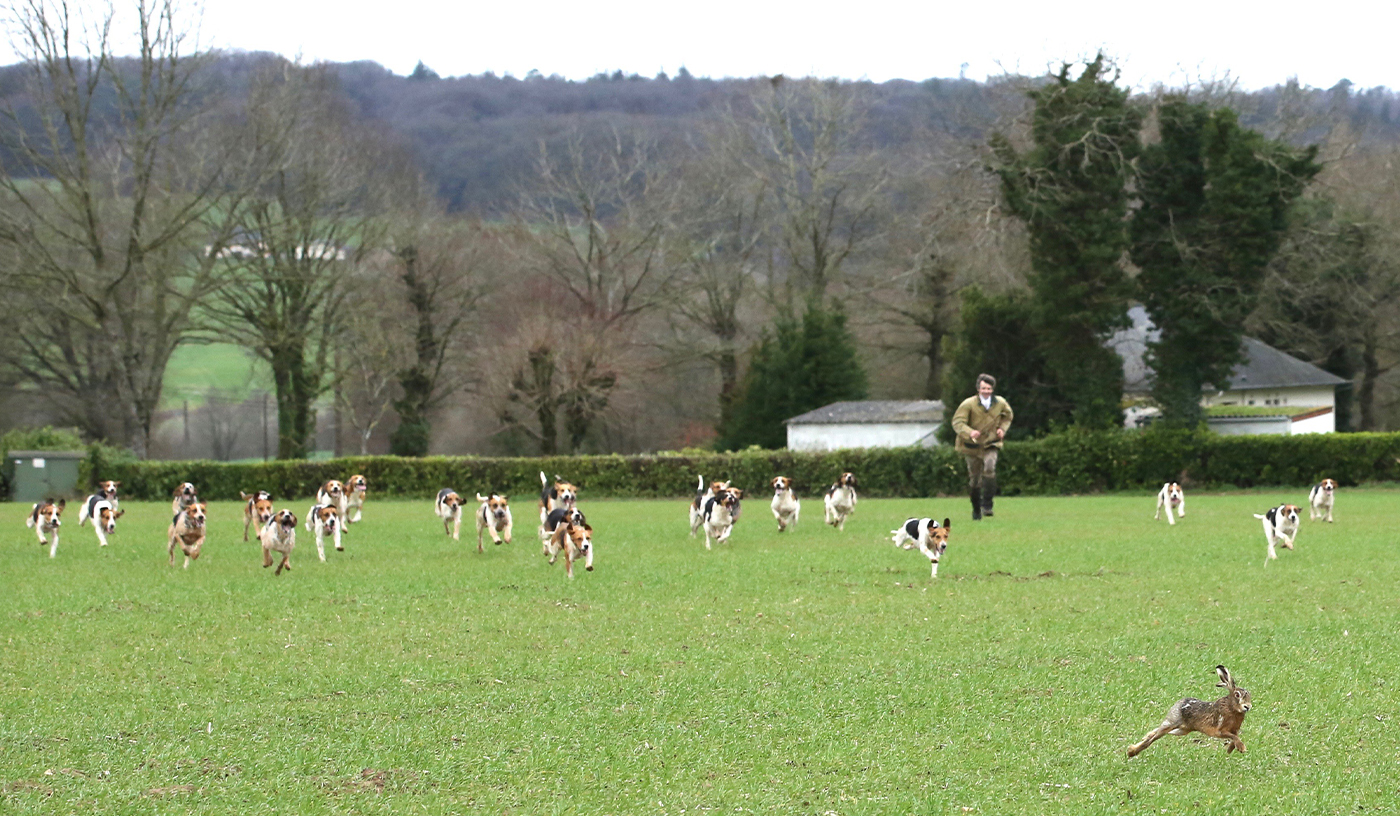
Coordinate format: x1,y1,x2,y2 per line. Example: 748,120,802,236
981,477,996,518
970,486,982,521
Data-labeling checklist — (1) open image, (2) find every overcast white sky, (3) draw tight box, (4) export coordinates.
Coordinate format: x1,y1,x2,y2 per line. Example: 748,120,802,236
16,0,1398,91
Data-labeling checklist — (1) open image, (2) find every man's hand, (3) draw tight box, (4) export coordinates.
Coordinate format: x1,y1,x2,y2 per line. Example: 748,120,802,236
995,428,1005,440
968,430,981,441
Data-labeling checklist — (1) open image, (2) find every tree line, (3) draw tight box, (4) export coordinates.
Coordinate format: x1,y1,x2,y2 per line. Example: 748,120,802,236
1,2,1398,461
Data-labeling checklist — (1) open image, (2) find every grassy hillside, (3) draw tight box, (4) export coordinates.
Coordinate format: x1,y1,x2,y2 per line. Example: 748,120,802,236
1,490,1396,813
161,344,267,409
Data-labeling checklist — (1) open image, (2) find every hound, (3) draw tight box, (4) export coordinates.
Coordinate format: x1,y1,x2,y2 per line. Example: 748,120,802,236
701,487,743,550
541,506,587,550
1154,482,1185,525
770,476,800,532
1308,479,1337,522
26,498,65,558
475,493,513,553
77,493,124,548
316,480,345,514
260,509,297,575
344,474,368,523
168,502,207,569
436,489,465,540
171,482,198,516
241,490,274,542
538,472,579,530
305,503,342,562
891,517,952,578
823,472,858,530
689,476,731,537
544,515,594,579
1255,504,1302,565
89,480,121,512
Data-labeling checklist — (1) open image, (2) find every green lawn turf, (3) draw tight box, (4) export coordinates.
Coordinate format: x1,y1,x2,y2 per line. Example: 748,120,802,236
2,489,1397,814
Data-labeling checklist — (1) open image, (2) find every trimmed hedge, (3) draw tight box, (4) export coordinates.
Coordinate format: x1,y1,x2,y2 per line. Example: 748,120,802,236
79,429,1400,502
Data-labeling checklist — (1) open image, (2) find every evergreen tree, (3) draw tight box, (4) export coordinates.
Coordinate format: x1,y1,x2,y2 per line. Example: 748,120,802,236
1133,98,1320,427
989,55,1141,430
718,303,868,450
938,287,1063,442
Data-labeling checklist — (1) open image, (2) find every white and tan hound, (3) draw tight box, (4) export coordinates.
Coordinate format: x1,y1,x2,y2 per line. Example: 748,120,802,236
891,517,952,578
689,476,731,537
241,490,274,542
436,489,465,541
544,515,594,579
168,501,207,569
78,493,124,548
770,476,800,532
1255,504,1301,565
823,472,858,530
305,503,342,562
1308,479,1336,522
1154,482,1185,525
260,509,297,575
171,482,198,517
475,493,513,553
27,498,65,558
344,474,368,524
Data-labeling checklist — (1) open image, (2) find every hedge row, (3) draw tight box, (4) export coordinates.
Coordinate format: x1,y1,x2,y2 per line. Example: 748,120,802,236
81,429,1400,502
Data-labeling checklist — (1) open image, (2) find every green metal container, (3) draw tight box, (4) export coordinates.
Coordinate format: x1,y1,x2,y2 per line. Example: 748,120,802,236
7,450,87,503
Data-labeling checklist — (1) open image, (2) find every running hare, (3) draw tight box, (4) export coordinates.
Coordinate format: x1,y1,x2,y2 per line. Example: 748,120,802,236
1127,665,1251,757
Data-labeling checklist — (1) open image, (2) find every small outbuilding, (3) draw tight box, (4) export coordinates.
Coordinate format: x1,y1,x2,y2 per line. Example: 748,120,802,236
1111,305,1349,434
784,400,944,451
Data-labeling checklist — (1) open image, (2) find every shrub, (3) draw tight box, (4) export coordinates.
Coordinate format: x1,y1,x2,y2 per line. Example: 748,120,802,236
74,429,1400,503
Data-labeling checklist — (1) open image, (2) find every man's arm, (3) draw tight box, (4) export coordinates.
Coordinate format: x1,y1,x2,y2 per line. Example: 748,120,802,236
951,399,972,437
996,399,1014,437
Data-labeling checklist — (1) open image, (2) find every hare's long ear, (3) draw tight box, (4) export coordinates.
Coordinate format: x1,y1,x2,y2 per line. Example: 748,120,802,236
1216,665,1234,689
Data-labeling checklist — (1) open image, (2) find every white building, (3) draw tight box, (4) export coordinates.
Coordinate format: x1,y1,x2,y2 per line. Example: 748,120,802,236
784,400,944,451
1111,306,1348,434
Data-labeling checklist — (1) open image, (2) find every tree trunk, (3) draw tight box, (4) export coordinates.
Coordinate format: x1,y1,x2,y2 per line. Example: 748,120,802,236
923,329,943,401
717,344,739,433
1359,326,1380,432
272,343,316,459
530,347,558,456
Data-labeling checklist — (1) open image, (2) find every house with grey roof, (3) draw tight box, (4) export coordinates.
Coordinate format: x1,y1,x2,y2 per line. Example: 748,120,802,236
1110,306,1349,435
784,400,944,451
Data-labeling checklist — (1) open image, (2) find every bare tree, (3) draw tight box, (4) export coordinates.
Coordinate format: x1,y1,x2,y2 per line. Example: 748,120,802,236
206,63,396,459
731,77,888,302
384,209,491,455
0,0,259,455
516,129,679,326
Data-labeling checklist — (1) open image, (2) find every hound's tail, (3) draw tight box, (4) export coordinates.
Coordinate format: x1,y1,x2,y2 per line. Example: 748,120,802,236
1252,514,1267,520
540,471,548,487
696,475,705,490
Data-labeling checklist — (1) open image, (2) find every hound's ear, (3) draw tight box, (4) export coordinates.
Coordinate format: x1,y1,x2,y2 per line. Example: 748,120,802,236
584,524,593,532
942,517,951,531
112,481,121,486
57,499,66,509
115,510,126,518
500,494,508,501
1216,665,1233,689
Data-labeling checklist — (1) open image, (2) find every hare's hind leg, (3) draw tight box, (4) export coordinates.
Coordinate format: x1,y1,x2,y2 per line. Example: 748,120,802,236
1127,721,1175,757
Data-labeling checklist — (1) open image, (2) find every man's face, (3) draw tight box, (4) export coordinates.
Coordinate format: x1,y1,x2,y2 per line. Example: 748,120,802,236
978,381,994,400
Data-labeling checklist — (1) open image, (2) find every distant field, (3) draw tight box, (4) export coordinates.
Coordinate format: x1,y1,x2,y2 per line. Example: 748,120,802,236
161,343,268,408
2,490,1397,814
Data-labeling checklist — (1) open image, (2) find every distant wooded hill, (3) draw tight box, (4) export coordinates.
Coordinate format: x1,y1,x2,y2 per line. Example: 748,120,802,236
3,52,1399,212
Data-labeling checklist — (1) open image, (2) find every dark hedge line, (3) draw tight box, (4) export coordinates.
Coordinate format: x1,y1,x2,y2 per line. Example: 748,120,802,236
78,429,1400,502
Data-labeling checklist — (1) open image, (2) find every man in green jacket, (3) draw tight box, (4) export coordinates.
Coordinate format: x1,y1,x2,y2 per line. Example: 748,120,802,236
951,373,1014,520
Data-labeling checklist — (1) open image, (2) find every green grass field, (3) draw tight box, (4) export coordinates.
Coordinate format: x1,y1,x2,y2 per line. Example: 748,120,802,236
2,489,1397,814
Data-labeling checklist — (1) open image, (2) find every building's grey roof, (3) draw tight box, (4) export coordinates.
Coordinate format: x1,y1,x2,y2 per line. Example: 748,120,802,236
1111,306,1348,393
784,400,945,425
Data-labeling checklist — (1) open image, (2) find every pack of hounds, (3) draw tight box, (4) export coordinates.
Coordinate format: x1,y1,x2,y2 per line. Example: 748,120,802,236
26,476,369,575
1154,477,1337,565
433,472,592,579
21,468,1347,756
